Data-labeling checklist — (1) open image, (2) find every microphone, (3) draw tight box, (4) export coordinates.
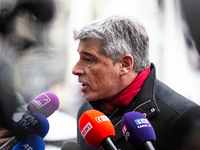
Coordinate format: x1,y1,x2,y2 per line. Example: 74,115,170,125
79,109,117,150
0,113,49,150
12,134,45,150
61,141,81,150
22,91,60,118
121,111,156,150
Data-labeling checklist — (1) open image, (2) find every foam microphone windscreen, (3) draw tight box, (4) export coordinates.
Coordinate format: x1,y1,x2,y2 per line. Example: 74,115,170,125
22,91,59,118
15,113,49,138
61,141,81,150
12,134,45,150
79,109,115,148
121,111,156,149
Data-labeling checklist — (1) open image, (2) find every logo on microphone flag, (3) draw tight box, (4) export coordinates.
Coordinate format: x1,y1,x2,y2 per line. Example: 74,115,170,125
81,122,93,138
135,118,149,125
95,115,110,123
122,125,130,141
134,118,152,128
31,93,51,109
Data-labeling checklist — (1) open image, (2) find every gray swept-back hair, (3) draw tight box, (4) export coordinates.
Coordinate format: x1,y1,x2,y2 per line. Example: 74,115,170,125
73,15,151,72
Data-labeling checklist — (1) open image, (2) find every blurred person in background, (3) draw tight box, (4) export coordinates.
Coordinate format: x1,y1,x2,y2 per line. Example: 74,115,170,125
72,15,200,150
180,0,200,57
0,0,55,146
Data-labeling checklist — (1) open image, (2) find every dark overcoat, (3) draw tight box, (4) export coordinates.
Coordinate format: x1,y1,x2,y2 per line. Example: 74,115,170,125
77,63,200,150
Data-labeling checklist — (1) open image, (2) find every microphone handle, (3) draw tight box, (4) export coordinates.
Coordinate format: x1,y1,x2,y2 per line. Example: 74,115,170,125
138,141,155,150
100,137,118,150
0,136,20,150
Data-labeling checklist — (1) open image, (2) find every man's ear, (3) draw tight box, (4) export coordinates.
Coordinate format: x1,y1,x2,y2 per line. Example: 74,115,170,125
119,54,134,76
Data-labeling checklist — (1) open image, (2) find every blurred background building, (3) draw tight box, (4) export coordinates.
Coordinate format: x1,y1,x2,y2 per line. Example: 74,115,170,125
0,0,200,149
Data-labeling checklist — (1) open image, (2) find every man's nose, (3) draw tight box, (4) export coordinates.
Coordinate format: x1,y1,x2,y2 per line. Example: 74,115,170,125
72,62,84,75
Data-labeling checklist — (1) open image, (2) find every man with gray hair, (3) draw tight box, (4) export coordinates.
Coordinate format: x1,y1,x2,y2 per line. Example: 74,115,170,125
72,15,200,150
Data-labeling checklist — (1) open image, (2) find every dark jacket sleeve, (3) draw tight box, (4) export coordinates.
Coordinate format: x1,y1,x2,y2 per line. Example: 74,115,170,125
164,105,200,150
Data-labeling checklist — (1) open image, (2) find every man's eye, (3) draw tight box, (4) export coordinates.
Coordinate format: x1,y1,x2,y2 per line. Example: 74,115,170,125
85,59,92,63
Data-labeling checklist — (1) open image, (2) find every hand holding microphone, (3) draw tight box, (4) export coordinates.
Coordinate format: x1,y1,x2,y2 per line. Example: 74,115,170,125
79,109,118,150
12,134,45,150
121,111,156,150
0,128,13,147
0,113,49,150
0,91,59,149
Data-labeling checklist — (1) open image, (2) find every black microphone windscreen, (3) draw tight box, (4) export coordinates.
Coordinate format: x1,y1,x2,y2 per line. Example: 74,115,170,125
61,141,81,150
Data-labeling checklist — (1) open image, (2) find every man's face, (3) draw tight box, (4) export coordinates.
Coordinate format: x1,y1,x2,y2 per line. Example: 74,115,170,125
72,39,122,102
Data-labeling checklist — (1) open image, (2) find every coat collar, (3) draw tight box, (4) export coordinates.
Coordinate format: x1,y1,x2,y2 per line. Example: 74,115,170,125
133,63,160,119
112,63,160,141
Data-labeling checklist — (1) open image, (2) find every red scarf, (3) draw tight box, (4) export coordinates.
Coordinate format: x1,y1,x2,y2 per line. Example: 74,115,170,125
102,68,150,113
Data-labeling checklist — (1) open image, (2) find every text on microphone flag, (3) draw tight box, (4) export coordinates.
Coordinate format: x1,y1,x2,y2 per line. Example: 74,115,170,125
95,115,110,123
31,93,51,109
81,122,93,138
135,118,150,125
